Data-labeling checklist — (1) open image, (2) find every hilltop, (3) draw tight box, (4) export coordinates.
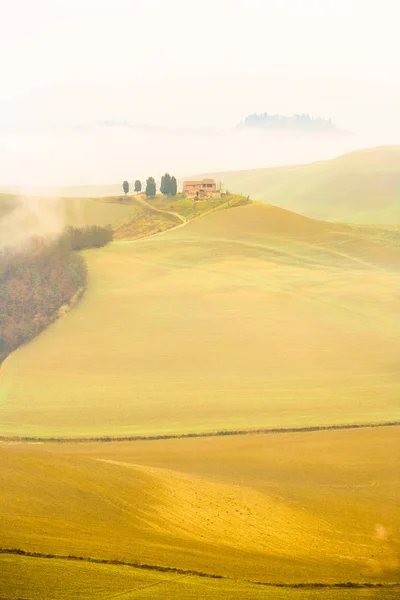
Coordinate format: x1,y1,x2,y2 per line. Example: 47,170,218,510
195,146,400,223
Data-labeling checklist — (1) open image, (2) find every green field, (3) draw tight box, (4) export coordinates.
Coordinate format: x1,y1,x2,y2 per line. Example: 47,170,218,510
1,202,400,437
0,194,17,221
198,146,400,223
3,558,398,600
148,192,247,219
0,193,248,244
113,197,181,240
0,194,133,233
1,556,398,600
61,195,134,227
1,185,399,595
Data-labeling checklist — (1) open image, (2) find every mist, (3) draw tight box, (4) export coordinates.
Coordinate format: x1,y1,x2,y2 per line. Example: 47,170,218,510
0,123,398,193
0,194,65,251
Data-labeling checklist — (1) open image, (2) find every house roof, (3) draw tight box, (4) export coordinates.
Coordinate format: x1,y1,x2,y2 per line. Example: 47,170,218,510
183,179,216,185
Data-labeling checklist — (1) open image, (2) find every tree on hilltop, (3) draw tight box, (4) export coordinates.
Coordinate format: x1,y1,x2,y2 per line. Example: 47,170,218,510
160,173,177,196
170,176,177,196
122,180,129,195
145,177,156,198
134,180,142,193
160,173,172,195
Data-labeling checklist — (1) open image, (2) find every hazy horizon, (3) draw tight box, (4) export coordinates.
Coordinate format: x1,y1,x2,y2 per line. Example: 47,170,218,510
1,0,399,187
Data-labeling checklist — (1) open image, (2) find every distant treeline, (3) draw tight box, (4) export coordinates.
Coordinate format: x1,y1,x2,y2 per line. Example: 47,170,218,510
0,225,112,362
239,112,336,131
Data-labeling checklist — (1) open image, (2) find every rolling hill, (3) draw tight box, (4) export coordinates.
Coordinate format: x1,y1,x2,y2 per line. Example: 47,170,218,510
195,146,400,223
1,199,399,594
1,427,399,589
1,201,400,438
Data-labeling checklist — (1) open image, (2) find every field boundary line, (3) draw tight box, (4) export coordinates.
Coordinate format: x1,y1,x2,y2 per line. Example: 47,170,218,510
1,548,398,590
0,421,399,444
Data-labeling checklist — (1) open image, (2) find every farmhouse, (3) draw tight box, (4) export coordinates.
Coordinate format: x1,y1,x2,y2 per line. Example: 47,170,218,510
183,178,221,199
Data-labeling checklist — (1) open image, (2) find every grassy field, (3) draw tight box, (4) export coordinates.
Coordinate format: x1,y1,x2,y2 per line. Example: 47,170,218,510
1,194,399,596
0,194,17,221
0,428,399,587
197,146,400,223
61,195,134,227
113,198,181,240
148,192,248,219
1,202,400,437
0,192,248,242
1,556,398,600
0,193,133,231
112,193,250,239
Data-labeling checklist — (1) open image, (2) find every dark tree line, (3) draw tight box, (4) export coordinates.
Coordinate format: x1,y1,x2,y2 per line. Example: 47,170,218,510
0,225,112,362
239,112,336,131
62,225,113,250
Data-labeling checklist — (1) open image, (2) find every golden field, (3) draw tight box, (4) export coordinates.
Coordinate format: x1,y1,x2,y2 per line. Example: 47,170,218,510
1,202,400,437
1,557,399,600
0,427,399,589
3,557,399,600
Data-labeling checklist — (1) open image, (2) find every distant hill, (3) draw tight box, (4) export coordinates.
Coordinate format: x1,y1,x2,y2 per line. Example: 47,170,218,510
195,146,400,223
238,112,337,132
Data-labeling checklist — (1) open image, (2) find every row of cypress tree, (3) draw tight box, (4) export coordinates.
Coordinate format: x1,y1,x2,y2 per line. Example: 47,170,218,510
123,174,178,198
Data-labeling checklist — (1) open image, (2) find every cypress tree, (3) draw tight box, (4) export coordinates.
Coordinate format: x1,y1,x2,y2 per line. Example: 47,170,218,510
161,173,172,195
145,177,157,198
170,176,177,196
160,175,166,195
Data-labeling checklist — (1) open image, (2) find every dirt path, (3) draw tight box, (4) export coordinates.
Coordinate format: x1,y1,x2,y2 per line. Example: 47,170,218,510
128,194,242,243
134,194,187,224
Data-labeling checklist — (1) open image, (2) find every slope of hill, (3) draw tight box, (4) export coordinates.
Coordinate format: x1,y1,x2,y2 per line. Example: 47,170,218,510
1,202,400,438
60,196,133,227
0,194,17,221
0,194,133,235
194,146,400,223
1,428,398,586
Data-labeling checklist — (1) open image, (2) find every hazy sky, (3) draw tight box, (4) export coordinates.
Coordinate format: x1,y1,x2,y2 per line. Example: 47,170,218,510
0,0,399,185
1,0,399,129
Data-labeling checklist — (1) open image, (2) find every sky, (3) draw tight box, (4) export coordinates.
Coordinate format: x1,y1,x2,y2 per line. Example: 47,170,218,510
0,0,399,184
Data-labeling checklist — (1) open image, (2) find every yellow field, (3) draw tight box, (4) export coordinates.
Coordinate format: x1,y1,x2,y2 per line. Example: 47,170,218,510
113,198,181,240
200,146,400,223
0,428,399,587
1,202,400,437
61,196,134,227
1,556,398,600
0,194,16,221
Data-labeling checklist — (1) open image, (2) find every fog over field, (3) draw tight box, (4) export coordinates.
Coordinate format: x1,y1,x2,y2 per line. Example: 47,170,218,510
1,0,400,189
1,2,400,597
1,124,399,190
